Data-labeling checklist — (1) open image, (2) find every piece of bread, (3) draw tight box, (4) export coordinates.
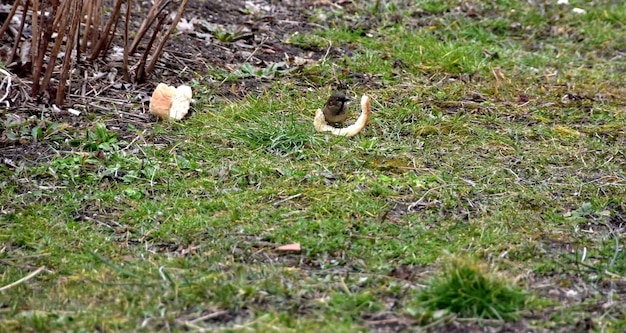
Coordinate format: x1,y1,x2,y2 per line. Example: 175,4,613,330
314,95,371,137
149,83,192,120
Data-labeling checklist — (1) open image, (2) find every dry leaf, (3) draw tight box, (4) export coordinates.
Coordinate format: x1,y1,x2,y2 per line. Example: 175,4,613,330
276,243,301,252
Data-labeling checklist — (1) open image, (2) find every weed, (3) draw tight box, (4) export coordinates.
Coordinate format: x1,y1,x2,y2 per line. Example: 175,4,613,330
80,123,123,152
416,257,528,320
197,20,252,43
233,62,294,79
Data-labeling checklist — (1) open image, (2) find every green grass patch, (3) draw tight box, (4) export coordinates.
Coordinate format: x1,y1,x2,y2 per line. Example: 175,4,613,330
417,257,528,321
2,0,626,331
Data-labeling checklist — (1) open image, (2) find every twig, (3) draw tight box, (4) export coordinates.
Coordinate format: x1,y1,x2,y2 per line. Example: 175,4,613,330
176,319,211,332
273,193,302,206
145,0,190,78
0,68,12,105
90,251,138,278
89,0,124,60
0,253,51,262
136,12,167,82
419,313,456,331
322,38,332,64
189,310,229,324
407,184,460,211
57,0,84,105
605,270,626,280
243,36,268,64
123,0,132,81
120,129,148,152
0,266,46,292
129,0,172,54
8,0,29,65
608,224,620,269
33,0,59,96
42,0,73,93
30,0,39,65
0,0,20,39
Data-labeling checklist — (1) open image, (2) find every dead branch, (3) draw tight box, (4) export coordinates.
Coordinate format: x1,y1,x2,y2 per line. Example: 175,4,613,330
56,0,83,105
1,0,189,105
146,0,190,78
0,0,21,39
8,0,29,64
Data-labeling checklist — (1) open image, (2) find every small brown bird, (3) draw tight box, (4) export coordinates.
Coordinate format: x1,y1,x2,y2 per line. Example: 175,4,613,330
322,92,351,125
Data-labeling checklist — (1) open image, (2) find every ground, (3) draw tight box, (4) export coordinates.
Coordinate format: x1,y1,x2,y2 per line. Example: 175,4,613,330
1,0,626,332
1,0,330,162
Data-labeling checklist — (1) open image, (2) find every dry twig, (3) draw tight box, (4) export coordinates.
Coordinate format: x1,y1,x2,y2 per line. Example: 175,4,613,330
0,266,47,292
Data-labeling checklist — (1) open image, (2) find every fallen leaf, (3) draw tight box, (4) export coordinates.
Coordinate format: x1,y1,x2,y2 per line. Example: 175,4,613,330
276,243,301,252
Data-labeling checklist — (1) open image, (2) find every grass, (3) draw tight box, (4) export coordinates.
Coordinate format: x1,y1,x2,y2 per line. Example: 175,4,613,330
1,0,625,331
416,257,528,321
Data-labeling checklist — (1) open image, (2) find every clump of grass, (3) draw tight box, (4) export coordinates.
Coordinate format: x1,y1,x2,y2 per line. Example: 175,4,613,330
227,113,322,155
417,257,528,320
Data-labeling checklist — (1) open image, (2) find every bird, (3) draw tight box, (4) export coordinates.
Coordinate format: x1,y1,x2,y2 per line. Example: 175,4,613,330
322,92,351,125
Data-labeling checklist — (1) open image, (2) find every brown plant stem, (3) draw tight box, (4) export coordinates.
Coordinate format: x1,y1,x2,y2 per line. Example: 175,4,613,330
89,0,124,60
145,0,190,77
32,0,59,97
129,0,172,55
0,0,21,40
40,0,72,92
31,0,39,65
122,0,132,81
8,0,29,65
136,12,166,83
56,0,83,105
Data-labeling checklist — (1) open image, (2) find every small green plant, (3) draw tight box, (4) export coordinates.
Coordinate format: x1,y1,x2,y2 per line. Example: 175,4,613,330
564,202,594,221
213,27,249,43
233,62,293,79
81,123,121,152
198,21,251,43
286,32,328,49
416,257,528,320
